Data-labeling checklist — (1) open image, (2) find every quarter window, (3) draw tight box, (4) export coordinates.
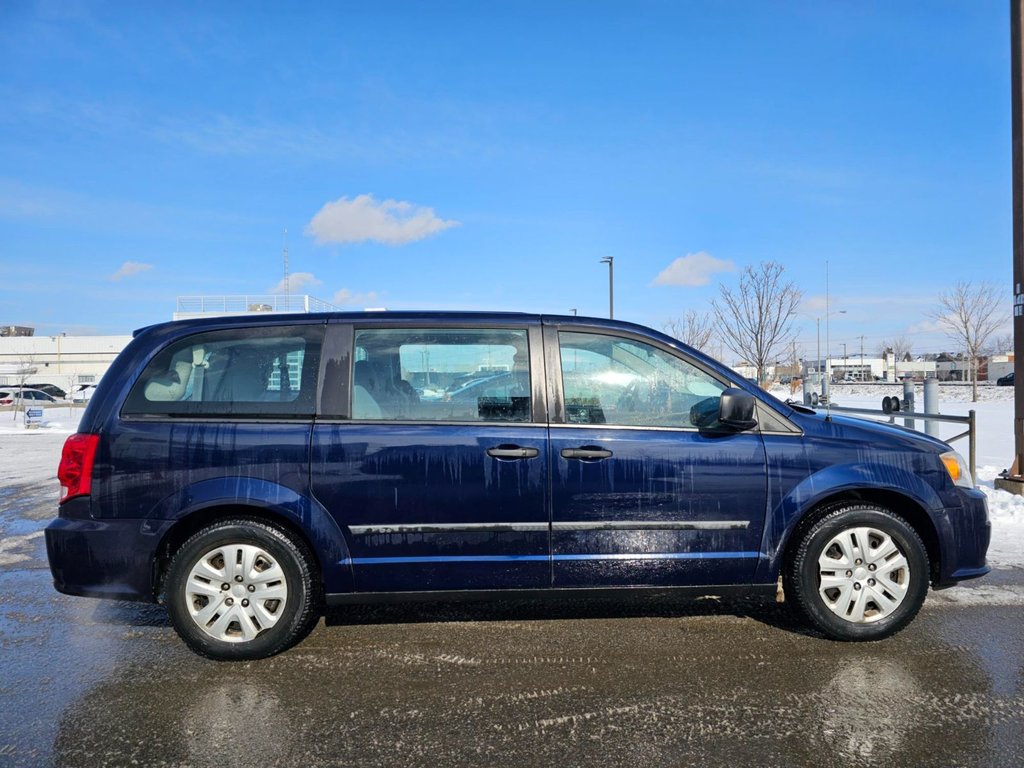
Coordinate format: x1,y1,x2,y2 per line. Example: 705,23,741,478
352,328,531,422
558,331,726,428
122,326,323,418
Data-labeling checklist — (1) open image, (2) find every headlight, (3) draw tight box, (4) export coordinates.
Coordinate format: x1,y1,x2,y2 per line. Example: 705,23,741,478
940,450,974,489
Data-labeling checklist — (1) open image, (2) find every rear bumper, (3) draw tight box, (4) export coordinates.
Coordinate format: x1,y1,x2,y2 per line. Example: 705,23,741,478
934,488,991,588
45,515,163,603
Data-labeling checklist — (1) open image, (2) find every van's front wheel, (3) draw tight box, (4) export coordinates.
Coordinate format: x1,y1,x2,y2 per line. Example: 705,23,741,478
785,505,929,641
165,519,320,660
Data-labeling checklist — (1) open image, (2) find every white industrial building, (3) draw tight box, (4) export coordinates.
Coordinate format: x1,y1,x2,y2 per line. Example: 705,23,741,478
0,334,133,392
0,295,338,393
800,356,937,382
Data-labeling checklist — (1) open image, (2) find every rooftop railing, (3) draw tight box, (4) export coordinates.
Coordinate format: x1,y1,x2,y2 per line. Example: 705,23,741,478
175,295,339,315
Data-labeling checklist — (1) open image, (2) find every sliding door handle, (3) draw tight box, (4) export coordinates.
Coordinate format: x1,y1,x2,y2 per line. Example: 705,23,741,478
561,446,613,460
487,445,540,459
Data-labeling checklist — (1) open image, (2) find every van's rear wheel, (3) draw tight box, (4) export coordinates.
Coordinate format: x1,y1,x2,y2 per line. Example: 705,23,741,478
165,519,320,660
785,504,929,641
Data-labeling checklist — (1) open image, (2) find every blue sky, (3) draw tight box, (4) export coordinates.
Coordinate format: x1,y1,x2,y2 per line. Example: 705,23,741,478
0,2,1012,361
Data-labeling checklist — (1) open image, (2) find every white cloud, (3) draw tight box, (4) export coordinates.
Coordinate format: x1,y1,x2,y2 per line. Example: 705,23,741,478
653,252,735,287
906,318,950,335
268,272,321,294
306,194,459,246
332,288,381,307
110,261,153,280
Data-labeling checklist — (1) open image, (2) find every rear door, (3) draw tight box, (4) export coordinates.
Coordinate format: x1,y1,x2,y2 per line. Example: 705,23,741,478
310,321,550,593
545,324,768,588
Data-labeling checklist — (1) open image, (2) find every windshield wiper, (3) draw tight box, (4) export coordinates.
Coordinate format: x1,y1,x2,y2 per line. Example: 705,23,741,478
784,398,817,414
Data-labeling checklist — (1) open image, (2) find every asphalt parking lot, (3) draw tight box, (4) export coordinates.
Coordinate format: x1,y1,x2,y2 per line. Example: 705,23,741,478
1,479,1022,768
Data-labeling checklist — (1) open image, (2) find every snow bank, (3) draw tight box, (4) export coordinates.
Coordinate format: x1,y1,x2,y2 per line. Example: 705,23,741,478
0,406,82,436
0,407,81,485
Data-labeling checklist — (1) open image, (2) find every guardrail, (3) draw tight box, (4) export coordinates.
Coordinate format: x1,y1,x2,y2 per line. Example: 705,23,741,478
821,404,976,484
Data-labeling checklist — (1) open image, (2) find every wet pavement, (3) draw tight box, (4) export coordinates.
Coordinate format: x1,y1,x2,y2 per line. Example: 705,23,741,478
1,479,1022,767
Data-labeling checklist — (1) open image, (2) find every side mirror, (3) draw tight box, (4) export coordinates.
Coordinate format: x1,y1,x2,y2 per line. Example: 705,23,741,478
719,388,758,431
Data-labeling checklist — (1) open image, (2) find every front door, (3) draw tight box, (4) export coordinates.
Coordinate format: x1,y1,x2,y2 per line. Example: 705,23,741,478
547,328,768,588
311,323,550,593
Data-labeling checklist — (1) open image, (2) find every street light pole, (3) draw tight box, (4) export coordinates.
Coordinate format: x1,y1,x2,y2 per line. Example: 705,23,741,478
600,256,614,319
815,310,846,390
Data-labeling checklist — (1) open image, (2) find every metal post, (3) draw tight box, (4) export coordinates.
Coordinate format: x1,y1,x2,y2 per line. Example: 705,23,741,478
923,377,939,437
903,380,915,430
816,318,822,395
969,409,977,484
802,376,812,405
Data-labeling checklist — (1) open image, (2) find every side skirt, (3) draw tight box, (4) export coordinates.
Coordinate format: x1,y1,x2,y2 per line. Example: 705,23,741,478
325,583,778,607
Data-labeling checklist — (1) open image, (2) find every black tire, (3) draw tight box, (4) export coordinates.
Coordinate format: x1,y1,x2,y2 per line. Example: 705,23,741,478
784,504,929,641
165,518,321,660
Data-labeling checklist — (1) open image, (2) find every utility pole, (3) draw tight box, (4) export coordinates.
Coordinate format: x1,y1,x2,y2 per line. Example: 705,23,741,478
999,0,1024,493
816,318,821,386
859,334,865,378
600,256,614,319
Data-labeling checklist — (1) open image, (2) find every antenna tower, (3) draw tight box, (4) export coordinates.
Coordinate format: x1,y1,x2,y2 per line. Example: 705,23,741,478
282,229,290,297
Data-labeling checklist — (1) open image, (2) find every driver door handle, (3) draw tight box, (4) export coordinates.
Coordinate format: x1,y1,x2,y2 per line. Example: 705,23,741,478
486,445,540,459
561,446,613,460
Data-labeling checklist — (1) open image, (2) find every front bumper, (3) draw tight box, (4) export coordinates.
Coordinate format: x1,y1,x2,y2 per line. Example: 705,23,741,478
45,514,166,603
934,487,991,588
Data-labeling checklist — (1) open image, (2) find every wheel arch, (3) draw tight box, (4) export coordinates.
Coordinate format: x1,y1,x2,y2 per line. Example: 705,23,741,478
777,489,942,586
152,503,349,601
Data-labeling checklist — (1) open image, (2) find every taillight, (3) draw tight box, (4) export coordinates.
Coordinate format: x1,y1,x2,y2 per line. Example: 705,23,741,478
0,398,11,405
58,433,100,504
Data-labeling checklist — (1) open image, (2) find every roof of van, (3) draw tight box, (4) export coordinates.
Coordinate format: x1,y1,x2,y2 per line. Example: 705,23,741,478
133,311,640,337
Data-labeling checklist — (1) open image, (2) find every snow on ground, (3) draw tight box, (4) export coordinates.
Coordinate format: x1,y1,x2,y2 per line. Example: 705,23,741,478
0,388,1021,570
0,406,82,485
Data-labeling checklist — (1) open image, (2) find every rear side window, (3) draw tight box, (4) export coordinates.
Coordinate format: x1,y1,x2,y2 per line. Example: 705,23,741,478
352,327,531,422
122,325,323,418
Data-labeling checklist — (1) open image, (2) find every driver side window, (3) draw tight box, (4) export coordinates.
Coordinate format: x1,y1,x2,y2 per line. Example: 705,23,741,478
558,331,726,428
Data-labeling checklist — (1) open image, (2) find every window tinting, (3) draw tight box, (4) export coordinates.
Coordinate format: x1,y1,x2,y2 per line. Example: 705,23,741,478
123,325,323,418
352,328,531,422
559,331,726,428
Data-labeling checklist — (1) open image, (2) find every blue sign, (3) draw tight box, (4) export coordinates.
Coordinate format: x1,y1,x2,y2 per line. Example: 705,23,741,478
24,406,44,428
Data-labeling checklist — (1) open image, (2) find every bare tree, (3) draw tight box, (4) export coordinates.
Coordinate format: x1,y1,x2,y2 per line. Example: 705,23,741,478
711,262,802,384
662,310,715,352
892,336,912,362
879,336,913,366
932,281,1004,402
10,354,38,422
993,333,1013,356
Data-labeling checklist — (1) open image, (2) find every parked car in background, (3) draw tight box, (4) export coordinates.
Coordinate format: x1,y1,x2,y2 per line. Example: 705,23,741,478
27,383,68,399
997,371,1014,386
69,384,97,402
46,311,990,660
0,387,59,406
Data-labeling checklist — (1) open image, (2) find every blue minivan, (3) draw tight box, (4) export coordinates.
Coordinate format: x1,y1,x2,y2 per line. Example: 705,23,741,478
46,313,990,660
